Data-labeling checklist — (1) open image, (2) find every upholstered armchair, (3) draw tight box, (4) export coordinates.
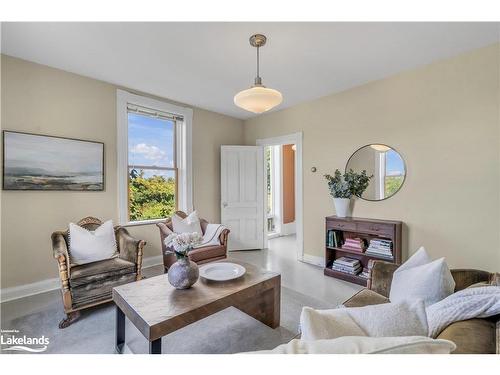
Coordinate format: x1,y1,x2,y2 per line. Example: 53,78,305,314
51,217,146,328
343,260,499,354
157,211,230,271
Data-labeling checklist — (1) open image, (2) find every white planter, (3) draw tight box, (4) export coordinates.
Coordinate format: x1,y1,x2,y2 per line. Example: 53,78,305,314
333,198,352,218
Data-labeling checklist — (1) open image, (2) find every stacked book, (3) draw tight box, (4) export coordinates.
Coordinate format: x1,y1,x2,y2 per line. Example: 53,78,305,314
365,239,393,260
326,229,343,248
341,237,366,252
359,267,371,279
331,257,361,275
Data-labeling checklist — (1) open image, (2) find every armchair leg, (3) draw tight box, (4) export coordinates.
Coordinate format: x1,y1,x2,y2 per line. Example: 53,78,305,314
59,311,81,329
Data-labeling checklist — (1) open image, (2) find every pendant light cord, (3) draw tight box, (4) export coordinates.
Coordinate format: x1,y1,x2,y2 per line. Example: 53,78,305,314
254,45,262,86
256,46,260,79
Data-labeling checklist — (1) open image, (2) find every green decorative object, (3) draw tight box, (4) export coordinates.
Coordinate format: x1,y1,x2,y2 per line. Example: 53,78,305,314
324,169,372,217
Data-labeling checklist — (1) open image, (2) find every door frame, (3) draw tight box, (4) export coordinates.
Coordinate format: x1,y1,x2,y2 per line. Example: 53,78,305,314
256,132,304,262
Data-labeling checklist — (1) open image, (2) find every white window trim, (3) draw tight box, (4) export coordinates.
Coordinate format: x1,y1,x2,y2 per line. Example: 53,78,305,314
116,89,193,226
375,151,386,200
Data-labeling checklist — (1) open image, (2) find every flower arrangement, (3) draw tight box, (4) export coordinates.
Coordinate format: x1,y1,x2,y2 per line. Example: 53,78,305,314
164,232,202,259
324,169,373,199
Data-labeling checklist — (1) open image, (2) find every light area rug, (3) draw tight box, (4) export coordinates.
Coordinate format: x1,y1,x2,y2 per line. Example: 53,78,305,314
1,286,335,354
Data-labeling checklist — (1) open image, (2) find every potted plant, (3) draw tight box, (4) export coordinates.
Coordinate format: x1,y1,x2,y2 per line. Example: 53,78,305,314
164,232,202,289
324,169,372,217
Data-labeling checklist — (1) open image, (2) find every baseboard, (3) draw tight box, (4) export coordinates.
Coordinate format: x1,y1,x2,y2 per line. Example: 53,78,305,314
0,255,164,303
301,254,324,267
0,277,60,303
281,222,296,236
142,255,163,269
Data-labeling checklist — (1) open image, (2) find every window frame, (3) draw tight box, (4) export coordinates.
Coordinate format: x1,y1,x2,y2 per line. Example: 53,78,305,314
117,89,193,226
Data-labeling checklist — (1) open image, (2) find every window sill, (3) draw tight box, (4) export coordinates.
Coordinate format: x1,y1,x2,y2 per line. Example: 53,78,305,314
122,218,166,227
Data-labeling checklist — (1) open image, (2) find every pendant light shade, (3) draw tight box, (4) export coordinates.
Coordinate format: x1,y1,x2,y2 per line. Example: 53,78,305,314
234,86,283,114
370,144,391,152
234,34,283,114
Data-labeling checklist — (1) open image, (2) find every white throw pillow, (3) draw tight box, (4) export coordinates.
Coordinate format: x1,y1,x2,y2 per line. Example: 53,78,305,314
172,211,202,235
69,220,117,265
390,247,455,306
300,300,428,341
250,336,456,354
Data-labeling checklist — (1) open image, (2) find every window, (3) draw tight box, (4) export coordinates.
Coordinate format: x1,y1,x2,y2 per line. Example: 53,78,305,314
375,149,405,200
265,145,281,236
127,107,177,221
117,90,192,225
265,146,275,233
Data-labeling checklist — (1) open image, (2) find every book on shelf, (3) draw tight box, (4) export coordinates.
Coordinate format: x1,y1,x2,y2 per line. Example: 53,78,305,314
366,238,393,259
341,237,366,252
334,256,360,267
332,262,362,271
368,239,393,249
331,257,362,275
359,270,370,279
326,229,343,248
365,251,394,260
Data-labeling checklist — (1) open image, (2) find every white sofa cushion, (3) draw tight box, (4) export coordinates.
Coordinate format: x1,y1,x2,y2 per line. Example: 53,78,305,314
172,211,202,235
390,247,455,306
300,300,428,341
69,220,117,265
251,336,456,354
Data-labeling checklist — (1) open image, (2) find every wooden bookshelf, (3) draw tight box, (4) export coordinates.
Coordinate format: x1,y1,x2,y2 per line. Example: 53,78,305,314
324,216,402,286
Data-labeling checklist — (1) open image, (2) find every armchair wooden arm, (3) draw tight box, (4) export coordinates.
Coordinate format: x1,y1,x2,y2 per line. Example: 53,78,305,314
219,228,230,248
51,231,72,312
115,227,146,280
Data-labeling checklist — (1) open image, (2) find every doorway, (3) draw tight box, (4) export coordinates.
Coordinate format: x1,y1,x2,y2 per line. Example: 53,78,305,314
257,132,303,261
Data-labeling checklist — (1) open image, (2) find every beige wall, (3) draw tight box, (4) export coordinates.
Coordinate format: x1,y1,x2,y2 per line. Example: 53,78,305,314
2,42,499,289
0,55,244,288
244,44,500,272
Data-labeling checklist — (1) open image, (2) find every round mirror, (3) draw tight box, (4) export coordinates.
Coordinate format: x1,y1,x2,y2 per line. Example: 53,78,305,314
346,144,406,201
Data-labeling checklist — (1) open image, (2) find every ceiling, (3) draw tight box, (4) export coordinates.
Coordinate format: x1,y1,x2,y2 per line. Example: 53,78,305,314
2,22,499,119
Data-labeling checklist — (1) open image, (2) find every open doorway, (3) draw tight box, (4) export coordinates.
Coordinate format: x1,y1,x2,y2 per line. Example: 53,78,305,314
257,133,303,262
265,144,296,238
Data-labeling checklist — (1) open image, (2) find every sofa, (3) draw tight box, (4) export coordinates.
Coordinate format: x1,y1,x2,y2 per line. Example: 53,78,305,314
157,211,230,271
343,260,499,354
52,216,146,328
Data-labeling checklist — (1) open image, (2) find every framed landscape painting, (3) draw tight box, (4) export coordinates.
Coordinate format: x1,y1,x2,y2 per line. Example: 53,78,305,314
3,131,104,191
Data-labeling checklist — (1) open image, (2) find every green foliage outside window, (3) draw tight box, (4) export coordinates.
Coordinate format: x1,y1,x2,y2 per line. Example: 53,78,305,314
385,175,403,197
129,169,176,221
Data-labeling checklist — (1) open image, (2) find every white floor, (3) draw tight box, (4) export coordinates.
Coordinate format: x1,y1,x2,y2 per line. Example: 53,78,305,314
1,235,362,323
230,235,362,306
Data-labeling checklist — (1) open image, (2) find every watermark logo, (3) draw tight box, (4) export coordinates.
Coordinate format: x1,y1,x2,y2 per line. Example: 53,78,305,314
1,329,49,353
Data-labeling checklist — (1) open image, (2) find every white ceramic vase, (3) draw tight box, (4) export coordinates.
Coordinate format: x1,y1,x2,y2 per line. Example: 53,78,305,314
333,198,352,218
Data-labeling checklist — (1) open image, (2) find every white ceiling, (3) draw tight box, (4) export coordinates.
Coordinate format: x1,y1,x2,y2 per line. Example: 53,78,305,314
2,22,499,119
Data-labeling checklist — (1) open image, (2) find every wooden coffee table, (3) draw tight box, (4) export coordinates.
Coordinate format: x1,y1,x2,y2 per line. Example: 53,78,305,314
112,259,281,354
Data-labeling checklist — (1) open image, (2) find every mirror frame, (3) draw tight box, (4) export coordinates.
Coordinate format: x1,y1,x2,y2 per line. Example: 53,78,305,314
345,143,407,202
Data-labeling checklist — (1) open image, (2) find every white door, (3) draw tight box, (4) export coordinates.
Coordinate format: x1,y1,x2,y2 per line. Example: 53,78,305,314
221,146,264,250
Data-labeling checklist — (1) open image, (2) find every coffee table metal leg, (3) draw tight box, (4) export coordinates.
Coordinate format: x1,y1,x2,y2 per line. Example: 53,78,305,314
149,338,162,354
116,305,125,354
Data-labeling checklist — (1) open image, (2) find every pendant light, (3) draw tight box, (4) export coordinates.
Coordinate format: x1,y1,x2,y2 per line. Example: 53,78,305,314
234,34,283,114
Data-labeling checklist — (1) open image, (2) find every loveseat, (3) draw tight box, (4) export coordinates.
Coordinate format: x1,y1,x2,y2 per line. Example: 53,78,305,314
343,260,499,354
